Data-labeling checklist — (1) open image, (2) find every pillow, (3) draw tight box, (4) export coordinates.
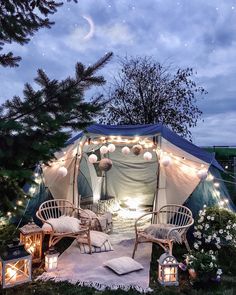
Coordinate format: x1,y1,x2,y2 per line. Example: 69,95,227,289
79,240,113,254
144,223,182,243
90,230,109,247
80,209,97,219
104,257,143,275
42,215,80,233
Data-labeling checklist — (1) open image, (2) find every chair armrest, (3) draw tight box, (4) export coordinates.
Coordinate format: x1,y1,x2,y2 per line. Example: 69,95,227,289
166,221,194,240
74,207,92,227
134,211,159,233
36,211,55,232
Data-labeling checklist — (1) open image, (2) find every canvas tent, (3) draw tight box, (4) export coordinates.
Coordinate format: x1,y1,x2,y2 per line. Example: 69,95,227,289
26,124,234,218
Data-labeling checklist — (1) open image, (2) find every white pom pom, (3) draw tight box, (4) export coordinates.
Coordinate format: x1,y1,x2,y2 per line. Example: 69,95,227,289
100,145,108,154
88,154,97,164
197,168,208,180
58,166,68,177
108,143,116,153
99,158,113,171
122,146,130,155
143,151,152,161
161,155,171,167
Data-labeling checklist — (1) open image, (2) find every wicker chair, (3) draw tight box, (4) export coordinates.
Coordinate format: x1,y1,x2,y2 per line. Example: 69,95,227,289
36,199,92,252
132,204,194,258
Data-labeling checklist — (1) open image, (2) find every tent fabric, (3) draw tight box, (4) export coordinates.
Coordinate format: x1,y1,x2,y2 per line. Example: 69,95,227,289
85,124,222,171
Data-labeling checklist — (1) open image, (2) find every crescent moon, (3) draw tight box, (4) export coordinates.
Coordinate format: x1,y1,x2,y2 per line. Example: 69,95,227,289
82,15,95,40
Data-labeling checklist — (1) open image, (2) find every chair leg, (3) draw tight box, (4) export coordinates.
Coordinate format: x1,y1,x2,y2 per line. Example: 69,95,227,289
132,240,139,258
88,231,92,255
184,238,191,252
168,241,173,255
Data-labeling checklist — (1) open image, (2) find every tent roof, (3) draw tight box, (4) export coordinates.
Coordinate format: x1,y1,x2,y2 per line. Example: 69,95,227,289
68,123,223,171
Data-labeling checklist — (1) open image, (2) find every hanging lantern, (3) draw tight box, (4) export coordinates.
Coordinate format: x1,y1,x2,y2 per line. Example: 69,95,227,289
44,248,59,272
100,145,108,154
107,143,116,153
19,221,43,264
57,166,68,177
99,158,113,171
122,146,130,155
158,253,179,286
161,155,171,167
0,239,32,289
88,154,97,164
143,151,153,161
132,144,143,156
197,168,208,180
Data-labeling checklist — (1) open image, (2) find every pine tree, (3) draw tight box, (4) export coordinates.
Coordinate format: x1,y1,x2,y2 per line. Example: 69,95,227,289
0,0,76,67
0,52,113,218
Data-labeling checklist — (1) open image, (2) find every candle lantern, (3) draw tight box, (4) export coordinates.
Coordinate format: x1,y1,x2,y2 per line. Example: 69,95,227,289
45,248,59,272
158,252,179,286
0,239,32,289
19,221,43,263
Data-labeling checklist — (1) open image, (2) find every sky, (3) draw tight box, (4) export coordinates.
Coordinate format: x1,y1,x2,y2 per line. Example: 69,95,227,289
0,0,236,146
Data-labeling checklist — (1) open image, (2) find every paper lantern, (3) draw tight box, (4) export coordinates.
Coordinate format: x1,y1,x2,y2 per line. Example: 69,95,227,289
88,154,97,164
44,248,59,272
197,168,208,180
19,221,43,264
57,166,67,177
161,155,171,167
0,240,32,288
107,143,116,153
100,145,108,154
99,158,113,171
158,253,179,286
143,151,152,161
132,144,143,156
122,146,130,155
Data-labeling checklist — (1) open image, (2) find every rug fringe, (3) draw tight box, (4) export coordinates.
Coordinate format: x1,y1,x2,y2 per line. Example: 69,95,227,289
36,274,152,293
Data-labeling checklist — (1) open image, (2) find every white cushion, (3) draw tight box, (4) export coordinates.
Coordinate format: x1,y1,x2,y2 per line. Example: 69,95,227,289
80,209,97,219
42,215,80,233
79,240,113,254
90,230,109,247
144,223,182,243
104,257,143,275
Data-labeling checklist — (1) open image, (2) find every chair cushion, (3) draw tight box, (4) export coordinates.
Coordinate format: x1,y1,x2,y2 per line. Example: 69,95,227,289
80,209,97,219
144,223,182,243
42,215,80,233
104,257,143,275
79,240,113,254
90,230,110,247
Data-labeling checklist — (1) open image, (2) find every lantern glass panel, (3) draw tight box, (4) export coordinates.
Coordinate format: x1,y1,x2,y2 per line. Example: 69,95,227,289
158,253,179,286
2,258,31,288
45,253,59,271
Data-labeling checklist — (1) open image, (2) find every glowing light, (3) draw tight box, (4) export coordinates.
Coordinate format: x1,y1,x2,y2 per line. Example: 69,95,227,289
197,168,208,180
206,174,214,181
214,182,220,188
17,200,23,206
161,155,171,167
7,212,11,217
57,166,68,177
88,154,97,164
125,198,140,210
100,145,108,154
143,151,153,161
107,143,116,153
122,146,130,155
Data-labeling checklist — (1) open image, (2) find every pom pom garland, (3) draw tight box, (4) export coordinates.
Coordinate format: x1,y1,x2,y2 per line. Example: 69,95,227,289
99,158,113,171
57,166,68,177
197,168,208,180
132,144,143,156
161,155,171,167
88,154,98,164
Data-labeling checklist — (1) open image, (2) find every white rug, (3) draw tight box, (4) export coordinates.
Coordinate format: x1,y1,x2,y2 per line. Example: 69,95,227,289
38,238,152,292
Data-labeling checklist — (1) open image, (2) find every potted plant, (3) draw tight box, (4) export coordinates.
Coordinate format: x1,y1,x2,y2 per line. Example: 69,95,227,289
184,249,222,283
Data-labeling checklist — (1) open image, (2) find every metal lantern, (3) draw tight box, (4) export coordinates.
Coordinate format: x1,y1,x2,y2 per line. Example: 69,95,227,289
45,248,59,272
0,240,32,289
158,253,179,286
19,221,43,263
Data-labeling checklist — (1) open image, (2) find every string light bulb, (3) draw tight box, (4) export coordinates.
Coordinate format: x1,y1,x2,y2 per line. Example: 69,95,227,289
161,155,171,167
57,166,68,178
143,151,152,161
122,146,130,155
88,154,97,164
107,143,116,153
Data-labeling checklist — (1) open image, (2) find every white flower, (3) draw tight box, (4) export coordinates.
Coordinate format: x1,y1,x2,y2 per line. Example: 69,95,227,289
216,244,221,249
217,269,223,275
209,250,214,255
210,262,213,268
211,216,215,221
226,235,232,241
199,217,204,223
213,233,217,238
194,243,199,250
207,216,211,220
212,255,216,261
205,223,210,229
198,225,203,230
203,204,207,208
219,229,223,234
226,225,231,230
216,237,221,243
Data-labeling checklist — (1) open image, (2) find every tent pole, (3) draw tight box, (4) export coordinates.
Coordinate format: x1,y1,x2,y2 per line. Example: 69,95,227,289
72,137,86,207
153,135,161,223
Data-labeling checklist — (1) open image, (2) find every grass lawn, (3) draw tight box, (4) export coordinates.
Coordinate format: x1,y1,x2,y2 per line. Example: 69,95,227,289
1,225,236,295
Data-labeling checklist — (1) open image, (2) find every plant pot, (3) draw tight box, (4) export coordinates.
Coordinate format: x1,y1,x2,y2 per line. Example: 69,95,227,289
188,268,197,280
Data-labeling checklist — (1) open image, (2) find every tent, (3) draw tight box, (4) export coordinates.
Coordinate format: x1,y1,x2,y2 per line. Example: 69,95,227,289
27,124,234,218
